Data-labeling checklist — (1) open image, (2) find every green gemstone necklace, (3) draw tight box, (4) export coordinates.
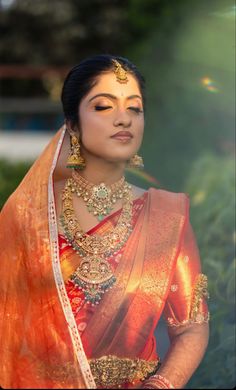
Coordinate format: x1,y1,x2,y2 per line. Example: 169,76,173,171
71,169,129,221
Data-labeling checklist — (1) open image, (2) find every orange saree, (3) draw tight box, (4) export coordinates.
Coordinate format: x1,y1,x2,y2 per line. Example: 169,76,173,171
0,127,209,389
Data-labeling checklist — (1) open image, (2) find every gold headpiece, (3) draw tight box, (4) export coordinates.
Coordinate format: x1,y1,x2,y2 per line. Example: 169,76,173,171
112,59,128,84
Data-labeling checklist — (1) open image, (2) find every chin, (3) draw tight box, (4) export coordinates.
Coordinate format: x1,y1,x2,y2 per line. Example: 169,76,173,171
106,148,138,162
103,158,129,166
87,145,139,164
105,152,136,164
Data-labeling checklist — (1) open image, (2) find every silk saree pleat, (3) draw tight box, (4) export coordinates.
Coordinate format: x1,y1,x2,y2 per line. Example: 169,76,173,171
0,127,95,389
81,193,149,358
82,189,189,360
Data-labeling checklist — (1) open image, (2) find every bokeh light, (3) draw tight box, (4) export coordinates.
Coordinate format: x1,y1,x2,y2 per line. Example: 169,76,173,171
200,76,220,93
0,0,15,9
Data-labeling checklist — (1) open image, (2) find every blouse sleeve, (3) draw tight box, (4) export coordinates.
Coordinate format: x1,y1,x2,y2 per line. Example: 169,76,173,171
163,218,210,327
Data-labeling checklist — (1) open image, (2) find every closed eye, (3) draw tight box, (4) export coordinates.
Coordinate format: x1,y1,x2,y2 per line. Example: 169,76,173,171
128,107,143,113
94,106,112,111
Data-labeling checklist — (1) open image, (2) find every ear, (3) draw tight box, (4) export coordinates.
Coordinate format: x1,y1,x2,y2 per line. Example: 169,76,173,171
65,120,79,137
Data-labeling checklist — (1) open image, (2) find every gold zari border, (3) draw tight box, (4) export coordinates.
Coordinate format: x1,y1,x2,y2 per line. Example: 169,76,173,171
190,273,209,320
167,312,210,327
167,273,210,327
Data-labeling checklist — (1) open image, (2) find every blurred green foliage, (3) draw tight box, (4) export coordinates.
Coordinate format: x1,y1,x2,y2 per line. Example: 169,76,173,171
130,0,235,191
0,0,162,97
184,153,235,389
0,159,31,209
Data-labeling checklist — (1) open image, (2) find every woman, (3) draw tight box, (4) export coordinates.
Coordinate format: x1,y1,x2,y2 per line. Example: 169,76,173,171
0,55,209,389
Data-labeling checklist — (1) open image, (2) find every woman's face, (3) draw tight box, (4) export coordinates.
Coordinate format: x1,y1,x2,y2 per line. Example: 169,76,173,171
78,71,144,164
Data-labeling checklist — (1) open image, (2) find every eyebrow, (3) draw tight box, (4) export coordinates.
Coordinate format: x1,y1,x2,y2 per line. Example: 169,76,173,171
88,93,142,102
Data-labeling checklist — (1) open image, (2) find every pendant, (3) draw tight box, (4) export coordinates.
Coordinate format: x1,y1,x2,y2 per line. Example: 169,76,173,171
70,255,116,305
88,183,113,221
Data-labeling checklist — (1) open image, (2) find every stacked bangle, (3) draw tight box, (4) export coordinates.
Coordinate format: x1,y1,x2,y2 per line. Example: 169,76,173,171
142,374,174,389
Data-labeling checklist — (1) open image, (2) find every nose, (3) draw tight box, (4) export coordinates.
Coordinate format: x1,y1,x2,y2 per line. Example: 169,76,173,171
113,109,132,128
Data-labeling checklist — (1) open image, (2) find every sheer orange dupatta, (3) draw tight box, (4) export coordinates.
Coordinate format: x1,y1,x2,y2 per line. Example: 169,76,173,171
0,127,95,389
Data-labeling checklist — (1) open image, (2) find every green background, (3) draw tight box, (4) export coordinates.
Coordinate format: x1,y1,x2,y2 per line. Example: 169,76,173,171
0,0,235,388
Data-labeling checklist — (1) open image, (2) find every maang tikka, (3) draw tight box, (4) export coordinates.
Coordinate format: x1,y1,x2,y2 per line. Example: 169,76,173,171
66,132,86,170
112,59,129,84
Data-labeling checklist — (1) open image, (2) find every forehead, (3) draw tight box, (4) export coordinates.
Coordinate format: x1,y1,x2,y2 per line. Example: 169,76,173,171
87,71,141,98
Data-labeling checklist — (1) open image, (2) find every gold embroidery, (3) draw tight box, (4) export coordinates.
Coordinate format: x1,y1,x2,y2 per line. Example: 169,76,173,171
37,355,160,386
89,355,160,387
183,255,189,263
170,284,178,292
166,273,210,327
167,312,210,327
190,273,209,321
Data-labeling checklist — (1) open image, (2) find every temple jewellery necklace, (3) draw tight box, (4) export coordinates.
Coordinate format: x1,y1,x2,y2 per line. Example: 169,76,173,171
60,174,133,305
71,169,129,222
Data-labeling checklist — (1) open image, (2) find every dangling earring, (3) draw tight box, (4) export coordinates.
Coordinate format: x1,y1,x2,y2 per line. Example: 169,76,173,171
127,154,144,169
66,133,86,170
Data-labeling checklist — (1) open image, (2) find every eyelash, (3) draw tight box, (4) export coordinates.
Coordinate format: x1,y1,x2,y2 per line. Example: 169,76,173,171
94,106,143,113
94,106,111,111
129,107,143,113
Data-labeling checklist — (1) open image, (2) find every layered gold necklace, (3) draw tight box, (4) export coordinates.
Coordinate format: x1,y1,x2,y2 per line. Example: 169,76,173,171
60,176,133,305
71,169,128,221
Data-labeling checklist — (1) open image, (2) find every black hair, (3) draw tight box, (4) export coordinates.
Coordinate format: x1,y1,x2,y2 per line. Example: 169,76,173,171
61,54,145,128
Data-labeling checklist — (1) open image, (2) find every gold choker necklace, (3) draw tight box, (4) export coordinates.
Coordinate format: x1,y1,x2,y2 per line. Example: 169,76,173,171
71,170,129,221
60,177,133,305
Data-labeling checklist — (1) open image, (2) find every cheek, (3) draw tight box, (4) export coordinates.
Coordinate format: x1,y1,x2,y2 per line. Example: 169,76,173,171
80,112,106,142
135,117,145,138
80,112,111,133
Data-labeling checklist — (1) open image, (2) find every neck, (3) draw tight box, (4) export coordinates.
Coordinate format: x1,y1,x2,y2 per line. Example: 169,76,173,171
78,155,126,185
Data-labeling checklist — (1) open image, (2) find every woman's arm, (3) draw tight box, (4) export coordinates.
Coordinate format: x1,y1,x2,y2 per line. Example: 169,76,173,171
154,322,209,388
141,322,209,389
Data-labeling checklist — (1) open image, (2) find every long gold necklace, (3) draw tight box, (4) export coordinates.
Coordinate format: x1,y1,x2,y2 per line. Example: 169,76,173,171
72,169,128,221
60,177,133,305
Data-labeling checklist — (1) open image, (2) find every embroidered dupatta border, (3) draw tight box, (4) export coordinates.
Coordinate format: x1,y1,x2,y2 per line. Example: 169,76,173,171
48,126,96,389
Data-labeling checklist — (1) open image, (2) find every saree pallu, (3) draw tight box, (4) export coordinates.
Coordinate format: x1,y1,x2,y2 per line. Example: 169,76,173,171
0,127,209,389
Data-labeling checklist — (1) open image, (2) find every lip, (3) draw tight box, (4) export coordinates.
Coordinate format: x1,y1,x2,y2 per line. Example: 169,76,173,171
111,131,133,139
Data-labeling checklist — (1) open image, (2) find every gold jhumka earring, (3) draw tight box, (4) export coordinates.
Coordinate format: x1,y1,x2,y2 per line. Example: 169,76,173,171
127,154,144,169
66,133,86,170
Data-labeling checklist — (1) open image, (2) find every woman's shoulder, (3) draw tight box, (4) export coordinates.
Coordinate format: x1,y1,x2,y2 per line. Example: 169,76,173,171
131,184,147,200
129,184,189,215
148,187,190,215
